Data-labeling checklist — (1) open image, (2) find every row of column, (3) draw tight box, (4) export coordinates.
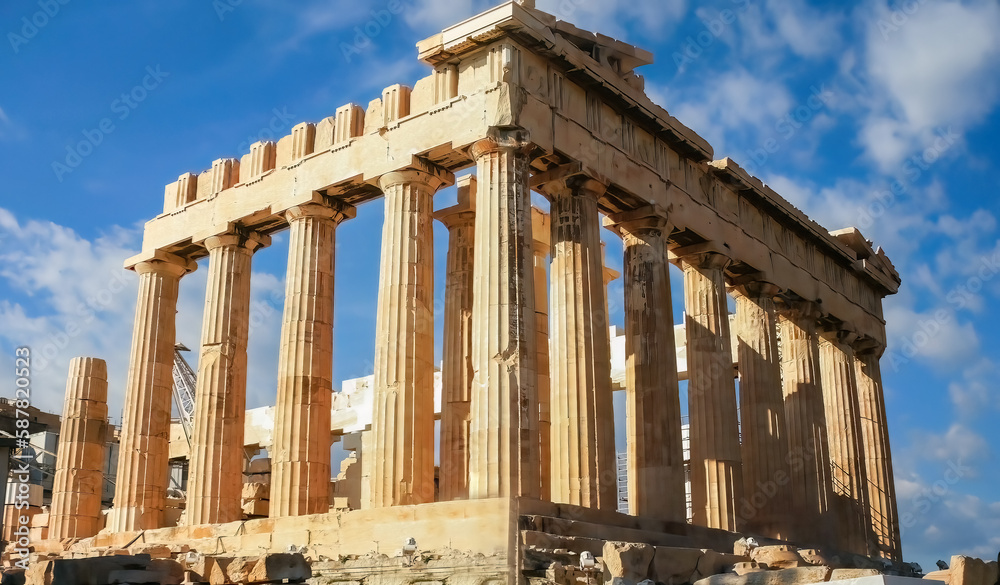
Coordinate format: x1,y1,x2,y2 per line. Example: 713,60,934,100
106,126,899,561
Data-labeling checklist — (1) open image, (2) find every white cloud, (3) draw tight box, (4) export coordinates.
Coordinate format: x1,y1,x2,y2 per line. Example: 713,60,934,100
911,424,990,465
664,68,794,154
0,208,286,420
857,0,1000,171
765,0,844,58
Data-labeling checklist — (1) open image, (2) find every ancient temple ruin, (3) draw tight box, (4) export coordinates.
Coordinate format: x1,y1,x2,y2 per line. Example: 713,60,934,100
33,1,910,583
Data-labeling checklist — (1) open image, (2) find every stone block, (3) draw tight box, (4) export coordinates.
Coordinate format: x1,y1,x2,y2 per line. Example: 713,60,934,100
693,566,832,585
951,556,999,585
693,551,751,581
733,563,768,576
242,481,270,500
222,553,310,584
831,569,882,580
242,498,270,517
603,541,654,585
652,547,704,585
247,458,271,475
750,547,803,570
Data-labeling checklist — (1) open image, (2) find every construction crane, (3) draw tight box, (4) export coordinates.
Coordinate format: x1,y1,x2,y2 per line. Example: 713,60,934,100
171,343,198,448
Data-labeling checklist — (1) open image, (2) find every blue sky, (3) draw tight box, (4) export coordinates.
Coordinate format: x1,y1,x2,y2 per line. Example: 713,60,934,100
1,0,999,568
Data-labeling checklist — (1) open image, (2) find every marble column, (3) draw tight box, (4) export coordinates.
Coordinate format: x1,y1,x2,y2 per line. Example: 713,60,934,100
50,357,108,540
110,252,194,532
854,339,902,560
681,250,743,531
187,231,268,526
607,205,685,522
371,163,453,507
819,326,871,554
539,175,615,510
531,207,552,501
437,176,476,502
270,201,355,517
467,129,540,499
776,300,834,545
732,282,792,538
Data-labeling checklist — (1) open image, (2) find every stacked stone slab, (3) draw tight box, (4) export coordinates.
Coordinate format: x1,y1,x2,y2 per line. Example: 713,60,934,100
49,357,109,540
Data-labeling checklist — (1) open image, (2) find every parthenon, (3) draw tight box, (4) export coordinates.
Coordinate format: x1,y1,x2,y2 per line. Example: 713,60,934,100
26,1,912,584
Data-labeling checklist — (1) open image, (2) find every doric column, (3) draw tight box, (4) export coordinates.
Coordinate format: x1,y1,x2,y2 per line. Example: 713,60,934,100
776,299,834,545
854,338,901,560
819,325,871,554
531,207,552,501
270,201,355,517
370,162,453,507
110,252,195,532
606,205,685,522
50,357,108,540
537,174,615,510
187,231,268,526
467,129,540,499
732,281,792,538
437,176,476,502
679,249,743,531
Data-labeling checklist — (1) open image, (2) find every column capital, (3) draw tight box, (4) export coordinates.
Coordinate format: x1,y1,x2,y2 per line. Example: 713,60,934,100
818,321,859,346
126,249,197,276
775,297,823,322
469,126,532,160
675,246,732,271
531,162,607,202
204,229,270,254
435,175,477,230
379,158,455,193
285,200,356,225
604,203,672,240
731,279,781,301
852,335,885,357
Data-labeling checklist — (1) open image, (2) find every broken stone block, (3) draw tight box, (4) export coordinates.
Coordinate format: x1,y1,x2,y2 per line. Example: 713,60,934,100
830,568,881,580
733,563,768,576
693,551,751,581
951,556,999,585
652,546,704,585
222,553,310,584
693,566,832,585
750,546,803,569
602,542,654,585
242,498,270,516
241,482,270,500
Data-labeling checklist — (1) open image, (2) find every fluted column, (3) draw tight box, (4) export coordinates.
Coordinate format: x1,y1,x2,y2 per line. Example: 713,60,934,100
270,201,355,517
732,282,792,538
607,205,685,522
531,207,552,501
437,176,476,502
110,253,194,532
371,163,453,507
819,326,871,554
680,249,743,531
776,300,834,545
538,175,615,510
50,358,108,540
854,339,901,560
467,129,540,499
187,231,268,526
